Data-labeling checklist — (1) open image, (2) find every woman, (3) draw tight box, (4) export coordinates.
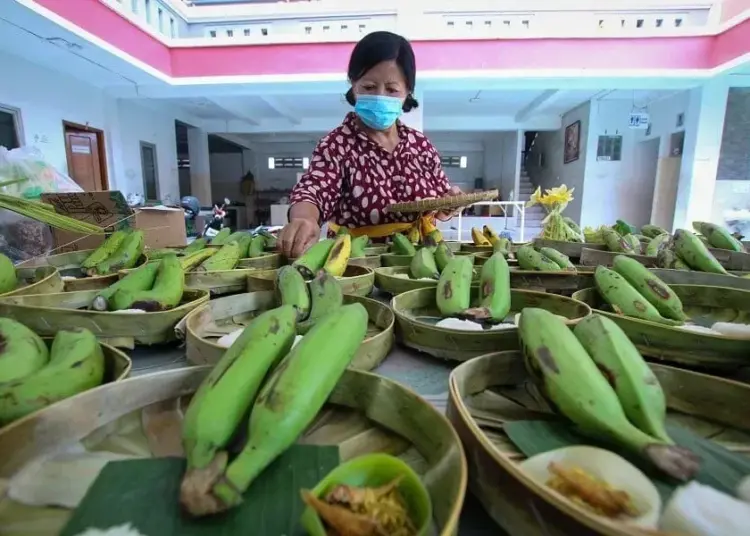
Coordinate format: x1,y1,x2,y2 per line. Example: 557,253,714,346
278,31,461,257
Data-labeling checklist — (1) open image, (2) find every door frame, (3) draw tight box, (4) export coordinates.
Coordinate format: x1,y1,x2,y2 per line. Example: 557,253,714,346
0,103,25,147
62,120,109,190
139,140,160,200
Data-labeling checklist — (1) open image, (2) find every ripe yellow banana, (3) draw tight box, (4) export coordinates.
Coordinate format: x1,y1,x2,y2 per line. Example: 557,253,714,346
518,308,699,481
436,256,473,316
0,328,105,425
181,306,297,476
0,253,17,295
421,217,438,238
471,227,491,246
611,255,687,321
199,242,241,271
210,303,369,512
594,266,679,325
89,230,144,276
673,229,728,274
276,265,311,321
91,261,160,311
427,229,444,244
81,230,129,270
409,248,440,279
181,248,217,272
462,253,511,322
293,239,335,279
573,314,673,444
482,225,500,246
297,271,344,334
0,317,49,383
323,234,351,277
112,255,184,312
406,224,421,245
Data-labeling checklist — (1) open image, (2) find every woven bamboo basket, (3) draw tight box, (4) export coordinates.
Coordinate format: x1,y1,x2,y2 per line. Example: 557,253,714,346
381,253,414,267
246,265,375,296
236,253,283,270
532,239,606,260
579,248,656,267
707,248,750,271
183,268,267,296
572,284,750,371
0,289,209,348
348,255,382,269
460,244,494,254
391,288,591,361
177,291,394,371
649,268,750,290
474,252,518,267
374,266,481,296
0,366,467,536
364,245,389,256
443,241,462,253
0,266,63,298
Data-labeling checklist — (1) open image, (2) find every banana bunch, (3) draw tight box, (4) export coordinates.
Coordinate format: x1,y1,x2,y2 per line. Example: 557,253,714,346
292,238,335,279
180,302,369,516
84,230,145,276
406,224,421,244
563,217,584,242
183,238,208,255
322,234,351,277
0,253,17,295
470,227,492,247
409,247,440,279
462,253,511,322
181,248,217,271
654,229,727,274
222,232,254,258
602,228,640,254
276,265,344,331
391,233,417,256
645,233,671,257
349,235,370,258
518,308,700,481
516,245,575,272
199,241,241,271
90,255,184,312
209,228,232,245
692,221,745,252
0,326,105,425
640,224,669,239
594,255,687,325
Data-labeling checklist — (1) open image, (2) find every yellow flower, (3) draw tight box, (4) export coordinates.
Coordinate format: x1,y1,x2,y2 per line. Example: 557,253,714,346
526,186,542,207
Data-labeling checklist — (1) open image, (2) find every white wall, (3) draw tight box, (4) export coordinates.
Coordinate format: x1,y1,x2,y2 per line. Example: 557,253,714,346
0,51,186,201
483,132,519,200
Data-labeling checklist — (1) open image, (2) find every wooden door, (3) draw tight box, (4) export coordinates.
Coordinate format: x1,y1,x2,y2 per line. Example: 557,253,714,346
64,129,105,191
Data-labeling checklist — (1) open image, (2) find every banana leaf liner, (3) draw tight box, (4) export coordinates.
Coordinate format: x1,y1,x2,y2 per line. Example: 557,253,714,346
236,253,283,270
474,252,518,267
246,265,375,297
381,253,414,267
364,245,389,256
0,366,466,536
374,266,480,296
707,248,750,271
184,268,268,297
532,239,606,260
391,287,591,361
572,284,750,370
460,244,493,254
443,241,462,253
579,247,656,267
649,268,750,291
447,350,750,536
177,291,394,371
348,255,382,269
0,289,209,349
0,266,63,298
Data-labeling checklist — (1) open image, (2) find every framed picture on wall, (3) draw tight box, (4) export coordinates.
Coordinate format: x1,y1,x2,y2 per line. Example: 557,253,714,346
564,120,581,164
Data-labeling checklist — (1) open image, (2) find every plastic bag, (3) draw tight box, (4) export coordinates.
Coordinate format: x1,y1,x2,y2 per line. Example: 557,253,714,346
0,146,82,199
0,210,53,263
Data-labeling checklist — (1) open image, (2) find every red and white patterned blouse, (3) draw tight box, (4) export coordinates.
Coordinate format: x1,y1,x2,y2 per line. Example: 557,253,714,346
289,112,451,228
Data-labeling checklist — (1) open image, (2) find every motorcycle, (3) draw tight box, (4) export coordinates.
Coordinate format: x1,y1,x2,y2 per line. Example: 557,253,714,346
202,198,230,238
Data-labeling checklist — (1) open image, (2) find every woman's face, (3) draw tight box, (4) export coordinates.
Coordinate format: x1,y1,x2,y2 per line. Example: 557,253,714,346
351,60,408,102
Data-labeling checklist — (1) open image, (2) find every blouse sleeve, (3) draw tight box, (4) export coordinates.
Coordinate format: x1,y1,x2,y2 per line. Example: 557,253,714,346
289,137,342,222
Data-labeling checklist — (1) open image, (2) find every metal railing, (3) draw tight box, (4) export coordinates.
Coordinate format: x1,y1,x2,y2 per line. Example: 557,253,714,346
456,201,528,243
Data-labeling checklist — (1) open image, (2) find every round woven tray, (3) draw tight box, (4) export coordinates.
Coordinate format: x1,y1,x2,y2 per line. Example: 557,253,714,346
386,189,499,213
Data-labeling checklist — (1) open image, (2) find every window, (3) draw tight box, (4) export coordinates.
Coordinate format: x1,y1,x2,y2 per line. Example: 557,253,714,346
169,18,175,37
0,105,23,150
144,0,151,23
244,28,250,36
304,26,312,34
596,135,623,162
209,30,217,38
268,157,304,169
131,0,138,13
261,27,268,36
227,29,234,37
140,142,159,200
440,156,468,169
157,8,163,31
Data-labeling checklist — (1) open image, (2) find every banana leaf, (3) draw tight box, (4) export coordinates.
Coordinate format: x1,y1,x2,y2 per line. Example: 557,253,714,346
176,291,394,372
459,244,493,254
474,251,518,267
572,285,750,371
246,265,375,297
0,266,62,298
447,350,750,536
579,247,655,267
374,266,480,296
364,245,389,256
391,287,591,361
649,267,750,291
0,366,466,536
708,247,750,271
532,239,606,260
184,268,267,297
381,253,414,267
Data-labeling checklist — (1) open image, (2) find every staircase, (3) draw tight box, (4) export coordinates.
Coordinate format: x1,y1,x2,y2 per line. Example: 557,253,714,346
516,167,545,241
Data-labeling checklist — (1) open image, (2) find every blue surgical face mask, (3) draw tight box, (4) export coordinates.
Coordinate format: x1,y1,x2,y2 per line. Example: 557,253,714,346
354,94,403,131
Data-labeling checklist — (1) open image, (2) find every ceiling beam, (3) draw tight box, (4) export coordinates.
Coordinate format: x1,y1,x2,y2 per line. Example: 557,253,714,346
207,98,260,125
514,90,562,122
259,96,301,125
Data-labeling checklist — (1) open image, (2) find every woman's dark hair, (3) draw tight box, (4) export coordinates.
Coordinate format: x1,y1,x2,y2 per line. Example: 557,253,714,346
344,31,419,113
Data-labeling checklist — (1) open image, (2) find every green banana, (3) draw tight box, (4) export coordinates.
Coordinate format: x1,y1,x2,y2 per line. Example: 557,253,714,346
247,235,268,258
645,233,671,256
573,314,673,444
462,253,511,322
236,234,254,258
0,318,49,383
409,248,439,279
209,228,232,245
516,245,561,271
391,233,417,256
199,242,241,271
518,308,699,481
336,226,350,235
349,235,369,258
297,271,344,334
436,256,473,316
694,221,745,252
422,233,439,252
493,237,511,256
181,306,297,474
145,248,181,260
594,266,679,325
0,254,17,295
276,265,311,321
181,248,216,272
641,224,669,239
673,229,727,274
434,242,455,272
293,239,335,279
90,261,160,311
612,255,688,322
538,247,576,271
621,234,642,254
81,230,129,269
210,303,369,511
89,230,144,276
603,228,635,253
656,248,690,271
183,238,207,255
0,328,105,426
258,229,277,249
111,255,184,312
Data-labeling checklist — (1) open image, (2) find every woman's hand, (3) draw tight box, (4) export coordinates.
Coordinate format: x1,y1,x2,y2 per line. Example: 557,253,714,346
278,218,321,258
435,185,464,221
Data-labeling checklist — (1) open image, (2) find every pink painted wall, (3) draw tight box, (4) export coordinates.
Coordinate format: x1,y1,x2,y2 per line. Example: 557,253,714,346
720,0,750,22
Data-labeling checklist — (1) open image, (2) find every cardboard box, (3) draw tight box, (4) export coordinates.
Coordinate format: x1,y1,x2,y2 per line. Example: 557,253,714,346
41,191,187,253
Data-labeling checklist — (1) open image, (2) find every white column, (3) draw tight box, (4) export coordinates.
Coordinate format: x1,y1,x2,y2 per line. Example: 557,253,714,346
672,78,729,230
400,90,424,132
187,127,212,206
